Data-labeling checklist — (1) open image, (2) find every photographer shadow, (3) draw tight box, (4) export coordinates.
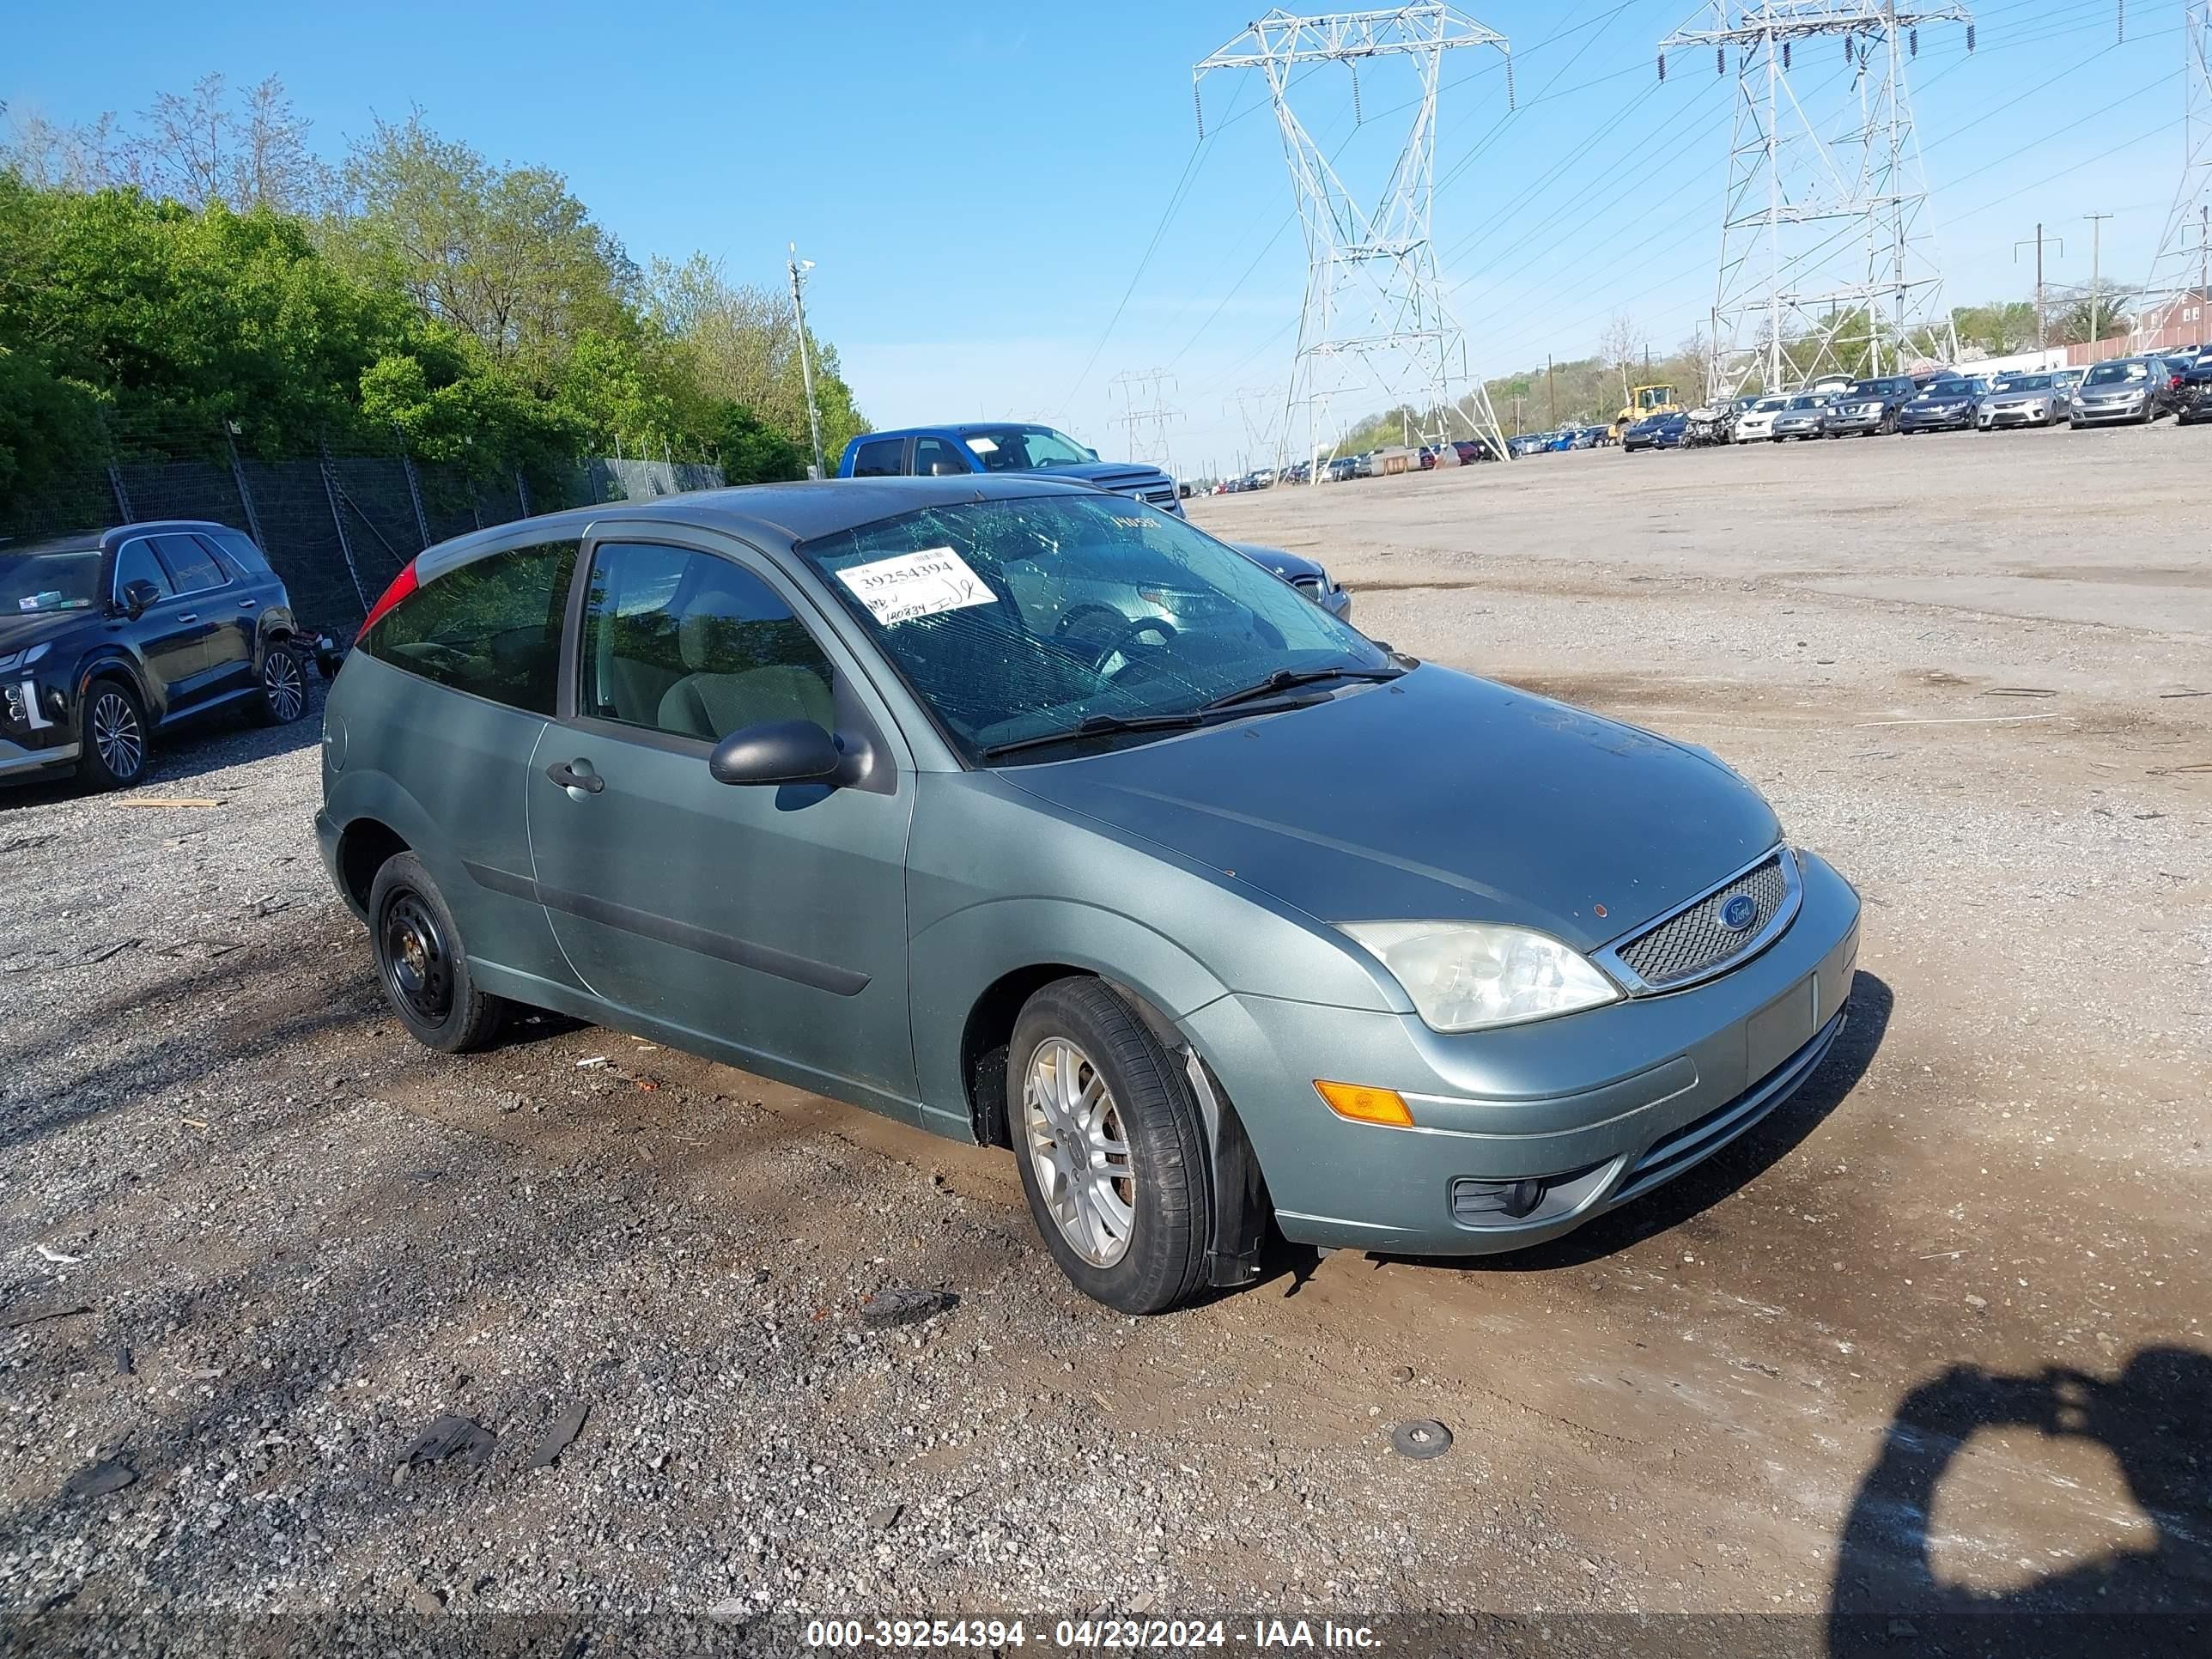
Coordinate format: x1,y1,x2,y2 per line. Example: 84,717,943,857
1828,1346,2212,1658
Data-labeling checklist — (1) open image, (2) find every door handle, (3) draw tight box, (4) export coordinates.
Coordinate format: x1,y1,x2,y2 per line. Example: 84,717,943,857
177,612,198,623
546,759,605,795
238,599,257,610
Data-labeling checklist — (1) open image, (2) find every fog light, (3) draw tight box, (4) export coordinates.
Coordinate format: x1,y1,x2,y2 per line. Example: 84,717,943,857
1315,1080,1414,1128
1450,1176,1547,1221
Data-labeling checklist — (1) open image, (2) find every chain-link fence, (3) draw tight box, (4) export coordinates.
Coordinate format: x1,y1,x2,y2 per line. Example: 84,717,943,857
1,412,725,632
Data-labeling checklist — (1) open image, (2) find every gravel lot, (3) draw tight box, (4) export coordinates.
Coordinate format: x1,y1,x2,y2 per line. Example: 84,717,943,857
2,422,2207,1656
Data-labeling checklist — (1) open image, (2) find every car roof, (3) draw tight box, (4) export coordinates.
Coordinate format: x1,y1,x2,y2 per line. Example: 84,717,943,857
0,520,241,557
415,475,1106,582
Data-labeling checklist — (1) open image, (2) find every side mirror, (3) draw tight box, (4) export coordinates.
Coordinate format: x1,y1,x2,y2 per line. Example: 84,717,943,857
708,719,842,787
121,579,161,617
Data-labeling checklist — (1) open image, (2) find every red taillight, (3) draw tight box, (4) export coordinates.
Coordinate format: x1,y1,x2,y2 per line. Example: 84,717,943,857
356,561,419,641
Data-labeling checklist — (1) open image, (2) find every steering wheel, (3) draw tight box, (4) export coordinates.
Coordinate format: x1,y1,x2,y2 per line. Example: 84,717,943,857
1085,616,1178,675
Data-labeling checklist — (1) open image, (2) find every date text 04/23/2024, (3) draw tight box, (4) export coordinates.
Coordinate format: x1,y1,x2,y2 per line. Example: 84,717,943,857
803,1620,1382,1650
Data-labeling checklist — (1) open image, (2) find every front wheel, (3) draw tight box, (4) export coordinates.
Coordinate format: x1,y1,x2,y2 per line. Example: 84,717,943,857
1009,977,1212,1314
81,679,150,791
368,852,507,1053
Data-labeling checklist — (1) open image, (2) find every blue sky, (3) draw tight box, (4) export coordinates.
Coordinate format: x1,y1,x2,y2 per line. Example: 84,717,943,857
4,0,2193,471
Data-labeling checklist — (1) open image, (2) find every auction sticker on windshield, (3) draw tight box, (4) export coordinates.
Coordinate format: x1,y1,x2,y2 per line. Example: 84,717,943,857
836,548,997,626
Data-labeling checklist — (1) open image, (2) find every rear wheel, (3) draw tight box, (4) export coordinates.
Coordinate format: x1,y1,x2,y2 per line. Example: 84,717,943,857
368,852,507,1053
80,679,149,791
1009,977,1210,1314
251,640,308,726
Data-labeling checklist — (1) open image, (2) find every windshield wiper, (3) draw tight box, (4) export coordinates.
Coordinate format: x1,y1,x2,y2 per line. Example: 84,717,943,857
1200,664,1403,712
979,710,1206,761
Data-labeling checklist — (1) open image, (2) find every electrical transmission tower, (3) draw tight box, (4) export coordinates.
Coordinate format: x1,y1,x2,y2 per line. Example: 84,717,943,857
1194,7,1514,476
2140,1,2212,343
1661,3,1974,396
1109,368,1181,477
1225,385,1283,475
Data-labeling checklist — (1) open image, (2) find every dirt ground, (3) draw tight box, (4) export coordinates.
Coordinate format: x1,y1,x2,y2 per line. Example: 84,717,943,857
2,422,2207,1656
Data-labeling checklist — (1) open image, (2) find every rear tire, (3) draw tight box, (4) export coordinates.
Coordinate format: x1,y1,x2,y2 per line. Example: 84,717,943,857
80,678,149,791
1008,977,1211,1314
251,640,309,726
368,852,507,1053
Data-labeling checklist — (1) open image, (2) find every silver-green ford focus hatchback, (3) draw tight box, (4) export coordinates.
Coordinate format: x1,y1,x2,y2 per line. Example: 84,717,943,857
317,477,1861,1312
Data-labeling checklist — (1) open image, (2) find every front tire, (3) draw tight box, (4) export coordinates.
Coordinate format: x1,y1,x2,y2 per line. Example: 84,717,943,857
368,852,507,1053
1008,977,1211,1314
251,640,309,726
80,679,149,791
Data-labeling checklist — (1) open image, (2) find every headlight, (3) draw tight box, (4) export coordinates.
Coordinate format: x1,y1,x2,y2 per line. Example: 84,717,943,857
1340,921,1620,1033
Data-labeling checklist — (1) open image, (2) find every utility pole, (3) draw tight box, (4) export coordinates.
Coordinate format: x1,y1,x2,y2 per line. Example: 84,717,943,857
787,242,827,480
1547,354,1556,427
2015,223,2062,349
2084,211,2114,349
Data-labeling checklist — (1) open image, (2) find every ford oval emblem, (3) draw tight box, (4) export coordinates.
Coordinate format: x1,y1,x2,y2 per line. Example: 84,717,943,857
1719,894,1759,933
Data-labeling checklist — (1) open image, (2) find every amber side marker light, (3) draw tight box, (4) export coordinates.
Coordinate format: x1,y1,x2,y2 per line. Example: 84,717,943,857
1314,1080,1414,1129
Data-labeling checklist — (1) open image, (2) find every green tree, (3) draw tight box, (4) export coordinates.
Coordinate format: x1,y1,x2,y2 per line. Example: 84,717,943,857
332,110,637,380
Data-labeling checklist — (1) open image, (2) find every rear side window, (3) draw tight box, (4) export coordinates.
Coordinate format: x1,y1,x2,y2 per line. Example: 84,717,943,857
209,530,274,576
152,533,226,594
360,540,579,715
578,542,834,742
849,438,904,477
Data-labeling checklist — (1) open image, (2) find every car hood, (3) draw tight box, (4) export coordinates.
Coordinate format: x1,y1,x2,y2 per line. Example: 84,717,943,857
1022,460,1174,491
1909,393,1974,409
0,610,83,655
1226,542,1326,583
999,664,1781,951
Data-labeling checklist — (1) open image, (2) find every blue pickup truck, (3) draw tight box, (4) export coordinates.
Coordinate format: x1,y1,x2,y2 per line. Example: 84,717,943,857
836,422,1349,621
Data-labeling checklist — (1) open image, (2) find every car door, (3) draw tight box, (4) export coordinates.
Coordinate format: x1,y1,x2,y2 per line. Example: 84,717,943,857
347,533,580,986
526,531,921,1116
148,532,252,702
109,537,203,714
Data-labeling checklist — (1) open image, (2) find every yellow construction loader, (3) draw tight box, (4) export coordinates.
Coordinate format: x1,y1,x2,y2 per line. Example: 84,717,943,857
1610,383,1680,440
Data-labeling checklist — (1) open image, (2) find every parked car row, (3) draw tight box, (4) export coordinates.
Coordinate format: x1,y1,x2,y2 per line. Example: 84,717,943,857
1624,349,2212,454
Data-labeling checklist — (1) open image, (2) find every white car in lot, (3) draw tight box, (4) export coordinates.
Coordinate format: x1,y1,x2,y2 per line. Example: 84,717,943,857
1733,396,1791,442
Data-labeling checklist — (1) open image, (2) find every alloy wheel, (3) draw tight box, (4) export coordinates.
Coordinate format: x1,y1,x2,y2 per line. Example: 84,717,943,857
380,892,454,1024
91,691,144,780
263,648,305,721
1022,1036,1136,1267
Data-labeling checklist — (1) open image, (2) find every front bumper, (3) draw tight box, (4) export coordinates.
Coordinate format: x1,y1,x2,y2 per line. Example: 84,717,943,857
1981,404,2054,427
1771,421,1820,439
0,733,80,782
2073,398,2149,424
1821,410,1888,434
1899,407,1973,430
1188,848,1863,1256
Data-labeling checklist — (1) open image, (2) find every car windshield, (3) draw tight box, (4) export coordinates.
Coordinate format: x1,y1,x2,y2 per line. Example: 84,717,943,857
1785,396,1822,410
0,548,101,616
796,494,1387,763
2001,374,2052,391
1845,380,1889,397
2086,362,2148,386
1753,397,1790,412
959,426,1096,471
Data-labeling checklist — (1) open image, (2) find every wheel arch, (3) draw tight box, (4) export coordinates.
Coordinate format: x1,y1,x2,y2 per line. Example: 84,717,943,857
74,651,156,724
335,817,411,919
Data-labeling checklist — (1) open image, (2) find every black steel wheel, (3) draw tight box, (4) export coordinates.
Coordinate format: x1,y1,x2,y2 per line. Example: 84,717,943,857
367,852,507,1052
80,680,149,790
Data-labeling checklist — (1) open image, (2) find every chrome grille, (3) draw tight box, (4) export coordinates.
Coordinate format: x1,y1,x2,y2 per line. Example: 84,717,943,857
1614,854,1790,988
